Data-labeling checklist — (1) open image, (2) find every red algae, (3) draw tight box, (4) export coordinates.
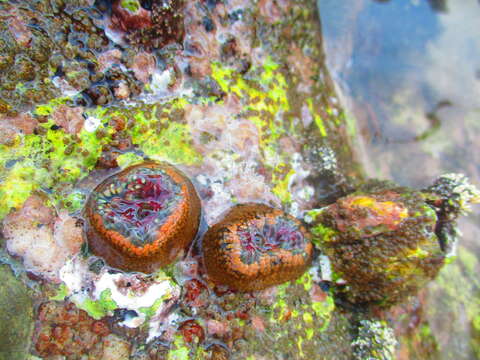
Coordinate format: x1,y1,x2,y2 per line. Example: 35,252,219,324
202,203,313,292
179,319,205,343
110,0,185,49
111,0,153,32
85,161,201,273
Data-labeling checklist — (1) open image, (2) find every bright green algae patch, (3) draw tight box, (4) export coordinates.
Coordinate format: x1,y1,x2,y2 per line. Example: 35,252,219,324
0,57,338,219
126,99,202,165
0,122,108,219
77,289,118,320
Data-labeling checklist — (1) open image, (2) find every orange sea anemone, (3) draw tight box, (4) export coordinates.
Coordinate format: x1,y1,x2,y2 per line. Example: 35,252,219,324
202,203,313,291
85,161,201,273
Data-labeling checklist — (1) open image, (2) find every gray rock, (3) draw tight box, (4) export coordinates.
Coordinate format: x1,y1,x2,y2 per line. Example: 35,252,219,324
0,264,34,360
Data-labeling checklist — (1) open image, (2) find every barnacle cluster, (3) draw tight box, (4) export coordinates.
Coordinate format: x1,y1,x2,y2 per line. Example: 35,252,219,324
424,173,480,253
110,0,185,50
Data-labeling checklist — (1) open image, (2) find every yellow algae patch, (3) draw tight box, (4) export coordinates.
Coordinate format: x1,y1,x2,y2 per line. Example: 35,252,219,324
350,196,409,225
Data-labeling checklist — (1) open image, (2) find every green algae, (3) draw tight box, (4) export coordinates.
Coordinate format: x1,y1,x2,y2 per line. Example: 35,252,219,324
49,283,69,301
0,98,204,220
233,271,340,359
116,152,145,169
306,98,327,137
167,336,191,360
306,209,339,245
0,108,110,219
120,0,140,12
127,101,202,165
77,289,118,320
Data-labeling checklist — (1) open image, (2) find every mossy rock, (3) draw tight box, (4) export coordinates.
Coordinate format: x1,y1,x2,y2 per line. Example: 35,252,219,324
309,180,445,307
0,265,34,360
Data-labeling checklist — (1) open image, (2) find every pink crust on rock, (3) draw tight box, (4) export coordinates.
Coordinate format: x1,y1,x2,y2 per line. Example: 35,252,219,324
3,195,83,281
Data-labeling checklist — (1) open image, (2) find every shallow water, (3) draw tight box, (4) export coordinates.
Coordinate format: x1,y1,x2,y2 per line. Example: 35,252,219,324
318,0,480,358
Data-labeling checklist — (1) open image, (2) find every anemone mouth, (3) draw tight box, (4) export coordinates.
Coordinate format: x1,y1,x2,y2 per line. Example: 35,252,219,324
92,167,182,247
238,216,306,265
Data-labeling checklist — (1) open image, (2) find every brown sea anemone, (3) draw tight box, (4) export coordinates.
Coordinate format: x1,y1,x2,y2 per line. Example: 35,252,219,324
84,161,201,273
202,203,313,292
310,180,445,306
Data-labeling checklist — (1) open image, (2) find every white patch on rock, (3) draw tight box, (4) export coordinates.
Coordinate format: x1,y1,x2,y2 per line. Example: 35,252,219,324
3,196,83,282
151,69,172,92
59,256,91,295
93,271,177,310
319,255,333,281
84,116,101,132
52,77,80,97
148,311,181,342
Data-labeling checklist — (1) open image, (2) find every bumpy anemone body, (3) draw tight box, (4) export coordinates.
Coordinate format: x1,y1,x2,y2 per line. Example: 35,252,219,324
312,181,445,306
202,203,313,292
85,161,200,273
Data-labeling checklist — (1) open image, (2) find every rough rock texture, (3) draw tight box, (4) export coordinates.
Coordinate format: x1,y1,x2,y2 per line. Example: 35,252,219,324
310,180,445,306
0,265,34,360
0,0,473,359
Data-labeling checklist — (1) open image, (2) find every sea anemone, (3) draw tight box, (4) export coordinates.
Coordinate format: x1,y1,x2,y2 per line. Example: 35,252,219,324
310,180,445,306
85,161,201,273
202,203,313,292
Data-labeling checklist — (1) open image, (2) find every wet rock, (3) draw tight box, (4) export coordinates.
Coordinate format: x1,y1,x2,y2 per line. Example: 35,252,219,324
0,265,34,360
